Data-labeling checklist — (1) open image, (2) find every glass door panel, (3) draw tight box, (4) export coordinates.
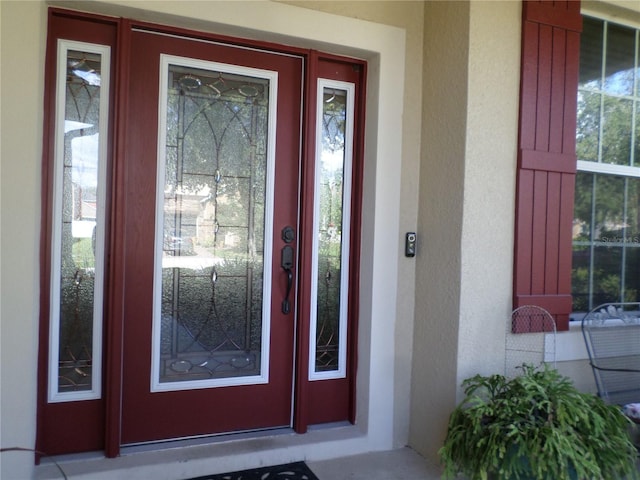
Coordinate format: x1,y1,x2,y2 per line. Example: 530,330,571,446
152,57,277,391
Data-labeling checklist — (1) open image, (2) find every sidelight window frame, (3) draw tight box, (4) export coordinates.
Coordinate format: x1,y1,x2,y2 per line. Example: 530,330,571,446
308,79,355,381
48,39,110,403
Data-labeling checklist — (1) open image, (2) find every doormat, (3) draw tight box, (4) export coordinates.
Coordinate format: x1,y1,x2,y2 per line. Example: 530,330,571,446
188,461,320,480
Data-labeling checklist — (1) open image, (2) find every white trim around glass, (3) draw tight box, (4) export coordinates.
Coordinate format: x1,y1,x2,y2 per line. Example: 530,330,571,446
151,54,279,392
48,40,110,403
308,79,355,381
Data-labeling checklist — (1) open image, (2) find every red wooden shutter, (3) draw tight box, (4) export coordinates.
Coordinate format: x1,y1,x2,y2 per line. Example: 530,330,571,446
513,1,582,331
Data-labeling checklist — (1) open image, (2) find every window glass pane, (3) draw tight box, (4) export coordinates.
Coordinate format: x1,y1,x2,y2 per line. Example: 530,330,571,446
572,172,640,311
601,96,632,166
310,81,354,380
315,87,347,373
594,174,625,242
573,16,640,315
624,247,640,303
636,102,640,167
573,172,594,242
604,23,635,96
51,43,109,401
576,91,601,162
572,243,591,312
592,245,623,304
628,177,640,237
579,17,603,90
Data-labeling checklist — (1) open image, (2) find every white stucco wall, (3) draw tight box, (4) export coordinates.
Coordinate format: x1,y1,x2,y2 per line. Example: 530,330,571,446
1,1,411,478
411,0,640,463
458,2,521,382
410,1,521,461
1,1,47,478
410,1,470,460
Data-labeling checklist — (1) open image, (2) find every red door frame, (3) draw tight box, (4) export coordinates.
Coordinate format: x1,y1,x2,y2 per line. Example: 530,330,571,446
36,8,119,456
294,51,366,430
37,8,366,458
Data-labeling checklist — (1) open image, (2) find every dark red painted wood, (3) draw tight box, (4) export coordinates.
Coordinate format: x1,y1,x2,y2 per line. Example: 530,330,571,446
524,1,582,31
304,55,365,427
103,18,132,459
549,28,567,153
545,172,562,294
293,50,319,435
37,9,118,457
513,0,581,332
119,29,302,444
39,9,366,454
348,59,366,426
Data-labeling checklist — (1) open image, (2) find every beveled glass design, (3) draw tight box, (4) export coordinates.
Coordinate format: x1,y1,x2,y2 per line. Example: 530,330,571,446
49,42,109,401
309,81,354,379
153,58,275,389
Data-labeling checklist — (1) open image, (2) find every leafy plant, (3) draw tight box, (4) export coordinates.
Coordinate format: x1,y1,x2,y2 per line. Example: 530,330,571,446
439,364,638,480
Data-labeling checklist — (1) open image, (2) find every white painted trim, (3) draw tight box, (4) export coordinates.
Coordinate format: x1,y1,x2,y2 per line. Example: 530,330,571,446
48,40,110,403
551,323,589,362
581,7,640,31
309,79,355,381
577,160,640,177
151,54,278,392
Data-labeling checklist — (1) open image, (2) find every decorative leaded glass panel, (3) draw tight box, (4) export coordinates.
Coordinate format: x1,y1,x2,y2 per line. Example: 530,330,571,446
153,58,276,389
310,80,354,379
50,41,110,401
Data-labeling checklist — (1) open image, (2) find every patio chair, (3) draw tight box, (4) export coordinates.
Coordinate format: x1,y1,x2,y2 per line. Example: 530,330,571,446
581,302,640,447
581,302,640,407
505,305,556,378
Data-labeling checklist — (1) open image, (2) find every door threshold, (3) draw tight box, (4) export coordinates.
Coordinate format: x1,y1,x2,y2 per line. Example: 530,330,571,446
121,426,295,454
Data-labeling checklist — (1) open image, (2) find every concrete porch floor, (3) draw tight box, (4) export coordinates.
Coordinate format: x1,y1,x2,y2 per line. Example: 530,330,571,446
307,447,442,479
34,446,442,480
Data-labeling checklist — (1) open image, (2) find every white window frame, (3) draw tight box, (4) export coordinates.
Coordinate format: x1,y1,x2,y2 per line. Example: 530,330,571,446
48,40,110,403
573,13,640,314
308,79,355,381
150,54,278,392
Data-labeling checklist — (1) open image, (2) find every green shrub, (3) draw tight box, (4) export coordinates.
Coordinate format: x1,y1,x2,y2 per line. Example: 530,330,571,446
439,364,638,480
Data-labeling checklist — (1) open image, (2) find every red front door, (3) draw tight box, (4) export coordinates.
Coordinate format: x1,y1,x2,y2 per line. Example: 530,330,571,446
38,11,365,457
120,29,302,444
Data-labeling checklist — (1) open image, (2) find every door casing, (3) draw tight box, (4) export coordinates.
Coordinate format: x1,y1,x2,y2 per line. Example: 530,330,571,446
37,8,366,458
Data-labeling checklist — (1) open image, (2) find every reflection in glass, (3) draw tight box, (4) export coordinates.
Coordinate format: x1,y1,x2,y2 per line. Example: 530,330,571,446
156,62,270,385
636,102,640,168
576,91,601,162
577,17,639,167
601,97,632,166
572,173,640,311
311,84,353,376
573,17,640,315
604,23,635,96
51,44,109,400
579,17,603,90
